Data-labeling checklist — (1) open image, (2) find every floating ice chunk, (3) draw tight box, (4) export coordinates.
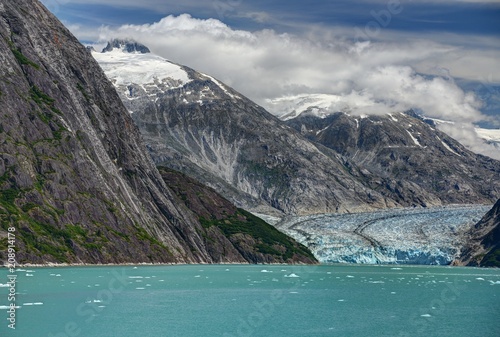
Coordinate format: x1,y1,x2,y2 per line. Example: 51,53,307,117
284,273,300,278
260,269,272,273
0,284,9,287
476,278,485,281
33,302,43,305
135,287,145,290
420,314,432,317
338,299,345,302
391,268,402,270
391,292,396,294
346,275,354,278
489,281,500,285
129,276,143,279
194,275,201,278
289,291,299,294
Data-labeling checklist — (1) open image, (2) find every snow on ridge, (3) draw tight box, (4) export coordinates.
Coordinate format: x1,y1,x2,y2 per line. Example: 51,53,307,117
266,93,344,120
436,136,461,156
92,49,191,88
201,73,240,100
405,130,423,147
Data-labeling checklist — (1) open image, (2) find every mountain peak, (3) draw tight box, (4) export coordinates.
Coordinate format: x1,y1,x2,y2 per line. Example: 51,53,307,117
102,39,150,54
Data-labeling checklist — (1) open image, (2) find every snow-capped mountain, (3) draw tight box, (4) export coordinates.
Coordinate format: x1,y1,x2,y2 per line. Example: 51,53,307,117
93,40,500,216
286,111,500,206
266,93,500,158
93,40,397,216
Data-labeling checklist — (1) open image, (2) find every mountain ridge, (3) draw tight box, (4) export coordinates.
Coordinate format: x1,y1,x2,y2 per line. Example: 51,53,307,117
93,40,500,217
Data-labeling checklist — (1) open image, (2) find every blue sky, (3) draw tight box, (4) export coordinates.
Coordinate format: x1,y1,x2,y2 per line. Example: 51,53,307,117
42,0,500,36
41,0,500,157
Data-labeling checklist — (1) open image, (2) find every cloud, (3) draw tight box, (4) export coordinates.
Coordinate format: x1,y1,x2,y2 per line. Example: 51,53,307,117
94,14,499,159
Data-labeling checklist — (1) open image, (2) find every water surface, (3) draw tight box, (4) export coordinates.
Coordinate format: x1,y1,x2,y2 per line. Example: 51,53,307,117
1,264,499,336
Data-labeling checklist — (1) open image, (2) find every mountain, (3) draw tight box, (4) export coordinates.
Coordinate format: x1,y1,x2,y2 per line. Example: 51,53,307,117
458,199,500,267
0,0,315,265
158,167,316,264
93,41,500,215
93,41,398,216
285,111,500,207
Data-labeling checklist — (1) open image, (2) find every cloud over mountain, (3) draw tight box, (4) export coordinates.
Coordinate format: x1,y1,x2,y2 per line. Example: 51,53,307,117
94,14,499,158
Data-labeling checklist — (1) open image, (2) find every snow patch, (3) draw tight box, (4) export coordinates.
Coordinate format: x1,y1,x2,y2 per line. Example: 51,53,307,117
436,136,461,156
405,130,422,147
92,49,190,87
202,73,240,100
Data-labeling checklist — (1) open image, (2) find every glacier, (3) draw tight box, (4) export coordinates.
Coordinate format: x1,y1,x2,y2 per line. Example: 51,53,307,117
275,205,491,265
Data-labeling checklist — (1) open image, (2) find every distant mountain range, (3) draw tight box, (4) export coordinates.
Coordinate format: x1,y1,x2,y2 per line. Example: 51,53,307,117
93,41,500,217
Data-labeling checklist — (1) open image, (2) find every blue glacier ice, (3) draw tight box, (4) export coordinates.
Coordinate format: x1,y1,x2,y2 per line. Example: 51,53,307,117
276,205,491,264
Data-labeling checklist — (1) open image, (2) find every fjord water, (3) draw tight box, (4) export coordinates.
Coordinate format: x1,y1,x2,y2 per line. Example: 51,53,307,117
1,265,499,337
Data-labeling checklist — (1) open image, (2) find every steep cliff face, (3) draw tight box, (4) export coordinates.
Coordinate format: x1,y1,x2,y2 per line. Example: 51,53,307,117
286,111,500,207
458,199,500,267
158,167,317,264
0,0,213,264
94,43,397,216
0,1,316,265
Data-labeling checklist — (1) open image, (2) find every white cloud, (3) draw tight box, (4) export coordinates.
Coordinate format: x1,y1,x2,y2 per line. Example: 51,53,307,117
93,14,499,159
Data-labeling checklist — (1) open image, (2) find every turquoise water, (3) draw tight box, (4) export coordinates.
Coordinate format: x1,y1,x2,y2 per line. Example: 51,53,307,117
0,264,499,337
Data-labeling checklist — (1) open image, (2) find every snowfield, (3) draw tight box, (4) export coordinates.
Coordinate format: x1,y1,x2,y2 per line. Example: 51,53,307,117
276,205,491,265
92,49,191,88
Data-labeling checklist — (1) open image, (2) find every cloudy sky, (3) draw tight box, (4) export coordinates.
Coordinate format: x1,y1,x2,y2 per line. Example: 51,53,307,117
41,0,500,158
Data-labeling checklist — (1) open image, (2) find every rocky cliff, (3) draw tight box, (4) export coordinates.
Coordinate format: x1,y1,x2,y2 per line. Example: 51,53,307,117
158,167,317,264
286,111,500,207
458,199,500,267
0,0,316,265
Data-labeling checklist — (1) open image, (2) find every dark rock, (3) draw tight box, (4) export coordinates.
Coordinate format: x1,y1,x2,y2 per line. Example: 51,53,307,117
458,199,500,267
102,39,150,54
158,167,317,264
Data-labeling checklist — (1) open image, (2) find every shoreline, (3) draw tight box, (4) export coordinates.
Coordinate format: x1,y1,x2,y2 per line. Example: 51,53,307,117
1,262,495,269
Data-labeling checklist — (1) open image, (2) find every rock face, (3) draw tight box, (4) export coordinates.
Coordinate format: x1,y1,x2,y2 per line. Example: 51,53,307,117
458,199,500,267
158,167,317,264
94,43,398,216
0,0,316,265
286,111,500,207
